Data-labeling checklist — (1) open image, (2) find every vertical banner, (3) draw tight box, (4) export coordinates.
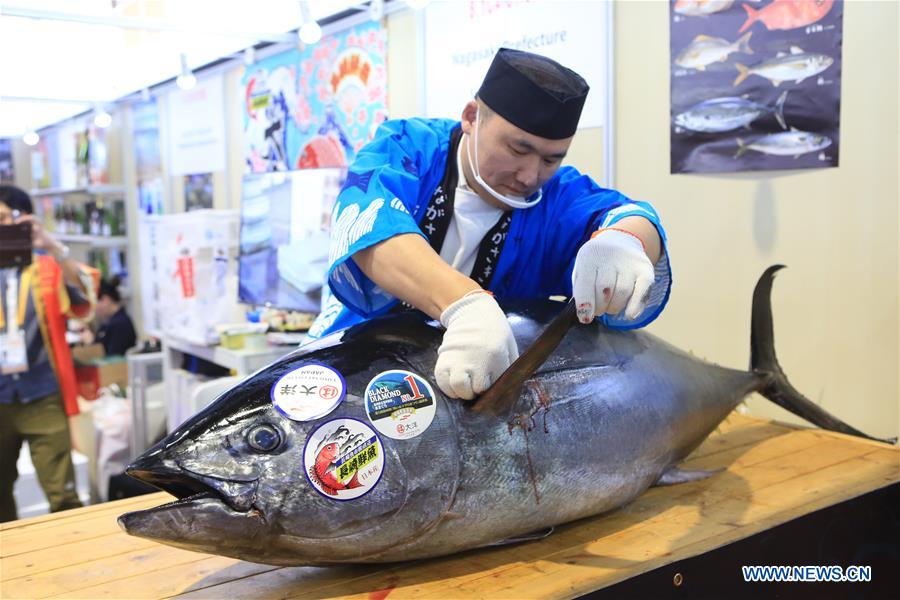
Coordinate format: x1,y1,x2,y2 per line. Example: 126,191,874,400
166,74,227,176
0,139,12,182
133,99,164,215
670,0,843,174
241,20,388,173
422,1,607,129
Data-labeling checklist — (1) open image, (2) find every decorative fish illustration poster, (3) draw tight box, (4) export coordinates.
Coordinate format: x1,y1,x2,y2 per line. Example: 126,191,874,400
670,0,842,174
241,20,388,173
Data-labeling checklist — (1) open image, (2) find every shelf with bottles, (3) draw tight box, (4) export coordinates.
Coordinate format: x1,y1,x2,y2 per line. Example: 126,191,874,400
39,196,128,240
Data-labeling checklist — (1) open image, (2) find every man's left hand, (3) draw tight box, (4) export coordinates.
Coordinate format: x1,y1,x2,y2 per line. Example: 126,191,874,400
572,228,655,324
15,213,62,255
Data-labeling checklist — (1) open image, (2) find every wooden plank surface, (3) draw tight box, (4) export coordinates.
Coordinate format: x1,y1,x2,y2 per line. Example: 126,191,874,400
1,414,897,600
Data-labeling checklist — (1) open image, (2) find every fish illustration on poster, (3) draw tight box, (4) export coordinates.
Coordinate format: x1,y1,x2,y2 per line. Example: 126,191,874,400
241,20,388,173
670,0,842,174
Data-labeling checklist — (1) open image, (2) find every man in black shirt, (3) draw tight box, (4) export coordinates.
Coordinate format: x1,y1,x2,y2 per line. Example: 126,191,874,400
94,278,136,356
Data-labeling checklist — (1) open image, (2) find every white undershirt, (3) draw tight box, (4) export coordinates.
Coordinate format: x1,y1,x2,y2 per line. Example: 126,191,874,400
438,141,506,276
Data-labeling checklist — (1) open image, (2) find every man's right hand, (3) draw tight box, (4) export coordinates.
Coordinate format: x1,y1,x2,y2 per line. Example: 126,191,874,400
434,291,519,400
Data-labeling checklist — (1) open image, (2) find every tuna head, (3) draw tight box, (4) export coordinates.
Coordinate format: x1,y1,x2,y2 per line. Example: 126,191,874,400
119,324,461,566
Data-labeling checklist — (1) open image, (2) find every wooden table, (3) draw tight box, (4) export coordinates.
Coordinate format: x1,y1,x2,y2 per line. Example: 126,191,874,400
2,414,897,599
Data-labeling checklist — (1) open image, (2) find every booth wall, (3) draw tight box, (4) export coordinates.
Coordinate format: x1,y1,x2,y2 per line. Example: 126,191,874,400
615,0,899,438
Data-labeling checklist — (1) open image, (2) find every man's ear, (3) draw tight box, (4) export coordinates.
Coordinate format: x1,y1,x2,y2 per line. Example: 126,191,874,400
460,100,478,135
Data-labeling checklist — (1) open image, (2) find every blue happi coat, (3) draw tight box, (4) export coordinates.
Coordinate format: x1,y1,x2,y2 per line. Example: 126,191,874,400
307,118,671,339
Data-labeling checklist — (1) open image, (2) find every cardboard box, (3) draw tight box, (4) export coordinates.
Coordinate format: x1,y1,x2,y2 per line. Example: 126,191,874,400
72,343,105,365
73,344,128,400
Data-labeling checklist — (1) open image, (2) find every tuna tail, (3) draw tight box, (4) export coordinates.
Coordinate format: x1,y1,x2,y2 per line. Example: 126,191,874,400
750,265,894,444
738,4,759,33
773,90,788,130
737,31,753,55
733,63,751,87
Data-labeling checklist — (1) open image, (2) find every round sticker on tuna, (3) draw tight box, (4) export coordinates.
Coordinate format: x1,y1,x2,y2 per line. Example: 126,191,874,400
271,363,345,421
303,418,385,501
364,370,437,440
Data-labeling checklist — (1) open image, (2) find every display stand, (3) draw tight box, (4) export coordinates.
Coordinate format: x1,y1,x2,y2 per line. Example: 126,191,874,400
2,414,896,599
160,335,291,432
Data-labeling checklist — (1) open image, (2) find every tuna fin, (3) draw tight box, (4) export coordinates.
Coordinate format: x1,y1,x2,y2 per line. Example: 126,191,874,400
473,299,578,417
750,266,895,444
654,466,723,486
737,31,753,54
733,63,750,87
773,90,788,130
738,4,758,33
734,138,749,158
484,526,555,547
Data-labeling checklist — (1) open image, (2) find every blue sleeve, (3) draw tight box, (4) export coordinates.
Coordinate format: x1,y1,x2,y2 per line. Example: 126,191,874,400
543,167,672,330
326,118,447,317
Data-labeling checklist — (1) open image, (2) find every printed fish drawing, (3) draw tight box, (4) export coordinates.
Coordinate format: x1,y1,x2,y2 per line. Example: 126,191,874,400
675,32,753,71
739,0,835,33
674,0,736,17
674,91,789,133
734,46,833,87
735,128,832,158
117,268,889,566
310,426,364,496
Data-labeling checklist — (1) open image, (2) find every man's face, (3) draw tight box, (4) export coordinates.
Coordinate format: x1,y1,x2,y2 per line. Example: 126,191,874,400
0,201,16,225
96,295,115,321
462,104,573,203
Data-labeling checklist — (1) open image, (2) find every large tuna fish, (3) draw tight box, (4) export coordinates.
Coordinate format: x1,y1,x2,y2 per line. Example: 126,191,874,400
118,267,888,566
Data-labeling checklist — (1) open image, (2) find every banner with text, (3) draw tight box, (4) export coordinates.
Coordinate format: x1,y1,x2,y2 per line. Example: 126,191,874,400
423,1,607,128
166,74,227,176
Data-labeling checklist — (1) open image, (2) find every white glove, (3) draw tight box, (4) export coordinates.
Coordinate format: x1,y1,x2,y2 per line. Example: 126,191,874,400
434,291,519,400
572,228,655,324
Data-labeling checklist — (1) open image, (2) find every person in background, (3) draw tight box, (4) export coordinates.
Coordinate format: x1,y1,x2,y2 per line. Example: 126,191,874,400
86,277,137,356
0,185,99,522
306,48,671,400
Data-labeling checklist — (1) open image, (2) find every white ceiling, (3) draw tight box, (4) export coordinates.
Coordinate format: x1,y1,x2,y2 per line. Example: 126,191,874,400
0,0,367,137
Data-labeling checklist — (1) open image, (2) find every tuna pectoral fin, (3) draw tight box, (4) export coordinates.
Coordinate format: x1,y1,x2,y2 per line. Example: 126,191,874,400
484,526,555,547
751,266,896,445
473,299,578,417
654,466,723,487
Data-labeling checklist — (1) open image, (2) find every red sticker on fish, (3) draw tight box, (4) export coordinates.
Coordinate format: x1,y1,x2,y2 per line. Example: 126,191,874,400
304,418,384,501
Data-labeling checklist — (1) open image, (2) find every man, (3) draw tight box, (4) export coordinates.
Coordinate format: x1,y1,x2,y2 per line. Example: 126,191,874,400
0,185,98,522
307,48,671,400
88,277,137,356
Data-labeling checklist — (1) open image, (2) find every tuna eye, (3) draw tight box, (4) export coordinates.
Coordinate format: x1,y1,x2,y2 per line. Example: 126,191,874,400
247,424,281,452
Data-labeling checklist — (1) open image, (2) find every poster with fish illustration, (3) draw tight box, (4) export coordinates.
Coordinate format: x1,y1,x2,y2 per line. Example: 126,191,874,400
670,0,842,173
241,20,388,173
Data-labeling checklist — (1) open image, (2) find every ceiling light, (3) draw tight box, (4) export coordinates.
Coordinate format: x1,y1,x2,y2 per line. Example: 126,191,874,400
405,0,431,8
93,105,112,128
23,130,40,146
298,21,322,44
176,53,196,90
298,1,322,45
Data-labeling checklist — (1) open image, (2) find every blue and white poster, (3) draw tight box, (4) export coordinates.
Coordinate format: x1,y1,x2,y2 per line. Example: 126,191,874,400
670,0,843,174
241,20,388,173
